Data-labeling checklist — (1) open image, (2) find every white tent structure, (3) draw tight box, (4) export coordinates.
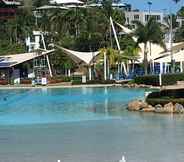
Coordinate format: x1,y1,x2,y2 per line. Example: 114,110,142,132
154,49,184,73
36,5,68,10
56,46,99,80
50,0,84,5
58,47,99,65
0,50,54,68
116,23,184,70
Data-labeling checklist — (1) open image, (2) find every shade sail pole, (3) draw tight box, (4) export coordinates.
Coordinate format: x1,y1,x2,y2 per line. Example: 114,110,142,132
41,34,53,77
110,17,128,76
104,52,107,80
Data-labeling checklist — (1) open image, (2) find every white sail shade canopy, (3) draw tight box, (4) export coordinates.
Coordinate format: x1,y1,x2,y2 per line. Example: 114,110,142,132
36,5,68,10
116,22,184,63
50,0,84,5
0,50,54,68
58,47,99,65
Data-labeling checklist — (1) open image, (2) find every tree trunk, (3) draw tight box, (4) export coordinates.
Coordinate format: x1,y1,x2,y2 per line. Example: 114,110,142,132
104,52,107,81
144,43,148,75
110,24,112,48
132,60,135,73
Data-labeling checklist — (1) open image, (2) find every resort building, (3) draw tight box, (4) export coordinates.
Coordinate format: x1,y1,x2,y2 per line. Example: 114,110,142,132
48,0,131,11
176,16,184,27
0,31,54,85
124,10,164,26
87,2,131,11
0,0,21,20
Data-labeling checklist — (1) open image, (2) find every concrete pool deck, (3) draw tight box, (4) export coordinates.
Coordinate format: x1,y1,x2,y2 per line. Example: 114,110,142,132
0,83,124,90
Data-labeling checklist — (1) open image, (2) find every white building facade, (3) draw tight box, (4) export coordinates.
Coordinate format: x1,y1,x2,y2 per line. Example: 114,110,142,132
125,10,164,26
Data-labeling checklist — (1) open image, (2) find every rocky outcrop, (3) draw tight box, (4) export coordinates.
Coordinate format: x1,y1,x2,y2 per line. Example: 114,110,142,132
128,100,148,111
155,102,174,113
140,105,155,112
122,83,151,88
128,100,184,114
174,103,184,113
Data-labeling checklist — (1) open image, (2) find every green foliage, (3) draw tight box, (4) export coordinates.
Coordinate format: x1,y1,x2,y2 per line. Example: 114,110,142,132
0,41,26,55
134,17,165,75
86,80,115,84
146,88,184,106
134,73,184,86
50,76,72,82
175,25,184,42
72,76,82,85
134,75,159,86
177,6,184,17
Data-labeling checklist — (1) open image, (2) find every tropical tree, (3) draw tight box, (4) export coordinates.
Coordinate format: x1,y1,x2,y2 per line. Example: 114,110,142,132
134,17,165,75
119,36,140,74
99,47,119,80
177,6,184,17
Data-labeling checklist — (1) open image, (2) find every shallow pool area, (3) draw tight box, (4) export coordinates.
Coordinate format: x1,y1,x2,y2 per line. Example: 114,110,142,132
0,87,145,125
0,87,184,162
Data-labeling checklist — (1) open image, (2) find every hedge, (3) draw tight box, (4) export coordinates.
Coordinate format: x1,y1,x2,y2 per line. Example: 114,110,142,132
85,80,115,84
134,73,184,86
146,89,184,106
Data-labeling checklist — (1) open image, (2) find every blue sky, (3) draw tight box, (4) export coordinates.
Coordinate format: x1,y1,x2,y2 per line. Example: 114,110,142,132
124,0,183,13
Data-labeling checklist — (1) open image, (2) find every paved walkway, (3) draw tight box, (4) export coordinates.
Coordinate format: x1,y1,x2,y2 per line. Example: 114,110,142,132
162,84,184,90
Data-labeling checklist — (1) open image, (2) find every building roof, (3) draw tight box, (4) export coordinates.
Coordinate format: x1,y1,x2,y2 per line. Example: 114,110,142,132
0,50,54,68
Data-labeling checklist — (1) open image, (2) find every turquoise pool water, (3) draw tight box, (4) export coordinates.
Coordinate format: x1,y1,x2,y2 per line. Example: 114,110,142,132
1,87,184,162
0,87,145,125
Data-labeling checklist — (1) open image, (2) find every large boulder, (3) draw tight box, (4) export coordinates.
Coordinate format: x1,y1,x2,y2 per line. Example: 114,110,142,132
141,105,155,112
154,104,163,113
128,100,148,111
155,102,174,113
174,103,184,113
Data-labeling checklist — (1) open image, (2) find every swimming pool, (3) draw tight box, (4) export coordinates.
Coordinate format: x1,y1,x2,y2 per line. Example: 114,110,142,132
0,87,145,125
1,87,183,162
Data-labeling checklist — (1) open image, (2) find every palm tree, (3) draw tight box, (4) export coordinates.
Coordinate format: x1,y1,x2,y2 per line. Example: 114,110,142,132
99,47,118,80
134,17,165,75
121,45,140,74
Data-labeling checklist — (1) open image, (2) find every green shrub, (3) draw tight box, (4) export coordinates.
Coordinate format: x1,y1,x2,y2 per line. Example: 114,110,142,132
85,80,115,84
72,76,82,85
146,89,184,105
134,75,159,86
134,73,184,86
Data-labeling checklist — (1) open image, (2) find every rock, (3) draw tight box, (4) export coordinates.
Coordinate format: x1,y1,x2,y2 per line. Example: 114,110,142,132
155,102,174,113
174,103,184,113
155,104,163,110
128,100,148,111
164,102,174,113
141,105,155,112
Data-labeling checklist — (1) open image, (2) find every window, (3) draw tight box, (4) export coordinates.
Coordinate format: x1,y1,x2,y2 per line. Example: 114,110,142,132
145,15,150,21
126,17,129,24
155,15,161,20
134,14,139,20
145,15,161,22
